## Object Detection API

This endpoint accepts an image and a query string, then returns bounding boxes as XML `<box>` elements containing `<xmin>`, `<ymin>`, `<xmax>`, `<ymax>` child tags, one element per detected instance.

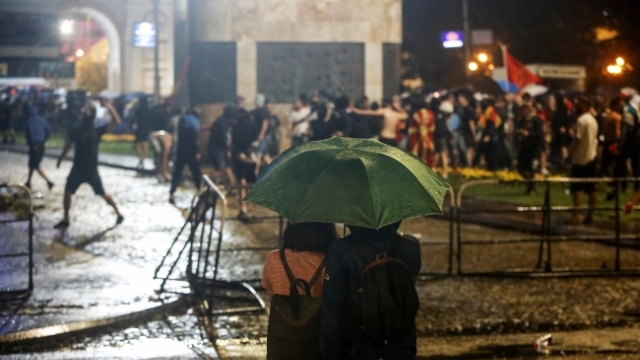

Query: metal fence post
<box><xmin>449</xmin><ymin>204</ymin><xmax>454</xmax><ymax>275</ymax></box>
<box><xmin>615</xmin><ymin>180</ymin><xmax>621</xmax><ymax>271</ymax></box>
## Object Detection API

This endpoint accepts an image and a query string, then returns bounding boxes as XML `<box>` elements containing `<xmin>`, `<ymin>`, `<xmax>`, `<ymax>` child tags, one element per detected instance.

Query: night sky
<box><xmin>403</xmin><ymin>0</ymin><xmax>640</xmax><ymax>90</ymax></box>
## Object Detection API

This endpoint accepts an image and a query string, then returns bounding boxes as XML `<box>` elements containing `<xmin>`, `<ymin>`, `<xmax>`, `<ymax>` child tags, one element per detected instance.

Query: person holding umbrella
<box><xmin>245</xmin><ymin>137</ymin><xmax>449</xmax><ymax>359</ymax></box>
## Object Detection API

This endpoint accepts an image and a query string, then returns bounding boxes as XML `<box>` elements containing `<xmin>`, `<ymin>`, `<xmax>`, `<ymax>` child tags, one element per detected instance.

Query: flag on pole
<box><xmin>503</xmin><ymin>48</ymin><xmax>542</xmax><ymax>90</ymax></box>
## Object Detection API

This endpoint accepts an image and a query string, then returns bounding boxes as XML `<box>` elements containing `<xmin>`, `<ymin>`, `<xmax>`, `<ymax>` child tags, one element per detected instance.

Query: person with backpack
<box><xmin>320</xmin><ymin>221</ymin><xmax>421</xmax><ymax>360</ymax></box>
<box><xmin>25</xmin><ymin>104</ymin><xmax>54</xmax><ymax>190</ymax></box>
<box><xmin>262</xmin><ymin>222</ymin><xmax>337</xmax><ymax>360</ymax></box>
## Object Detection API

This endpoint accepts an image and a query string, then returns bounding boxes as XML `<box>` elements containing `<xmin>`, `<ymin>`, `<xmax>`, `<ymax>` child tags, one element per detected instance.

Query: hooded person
<box><xmin>25</xmin><ymin>104</ymin><xmax>53</xmax><ymax>190</ymax></box>
<box><xmin>320</xmin><ymin>221</ymin><xmax>421</xmax><ymax>360</ymax></box>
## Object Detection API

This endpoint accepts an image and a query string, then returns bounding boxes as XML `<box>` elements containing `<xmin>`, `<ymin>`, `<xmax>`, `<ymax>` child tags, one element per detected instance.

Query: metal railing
<box><xmin>0</xmin><ymin>184</ymin><xmax>34</xmax><ymax>301</ymax></box>
<box><xmin>455</xmin><ymin>177</ymin><xmax>640</xmax><ymax>277</ymax></box>
<box><xmin>154</xmin><ymin>175</ymin><xmax>265</xmax><ymax>315</ymax></box>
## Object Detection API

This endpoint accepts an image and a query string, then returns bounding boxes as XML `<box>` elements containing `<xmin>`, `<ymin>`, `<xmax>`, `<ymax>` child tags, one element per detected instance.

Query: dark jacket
<box><xmin>26</xmin><ymin>106</ymin><xmax>51</xmax><ymax>146</ymax></box>
<box><xmin>320</xmin><ymin>225</ymin><xmax>421</xmax><ymax>360</ymax></box>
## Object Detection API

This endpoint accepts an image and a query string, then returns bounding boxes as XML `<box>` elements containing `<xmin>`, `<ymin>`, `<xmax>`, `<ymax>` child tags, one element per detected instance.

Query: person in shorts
<box><xmin>567</xmin><ymin>97</ymin><xmax>599</xmax><ymax>225</ymax></box>
<box><xmin>206</xmin><ymin>106</ymin><xmax>237</xmax><ymax>190</ymax></box>
<box><xmin>25</xmin><ymin>104</ymin><xmax>54</xmax><ymax>190</ymax></box>
<box><xmin>231</xmin><ymin>108</ymin><xmax>258</xmax><ymax>221</ymax></box>
<box><xmin>54</xmin><ymin>102</ymin><xmax>124</xmax><ymax>229</ymax></box>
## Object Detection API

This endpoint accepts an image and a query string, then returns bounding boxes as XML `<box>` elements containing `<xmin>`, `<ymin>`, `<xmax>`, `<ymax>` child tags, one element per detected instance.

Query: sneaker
<box><xmin>583</xmin><ymin>216</ymin><xmax>594</xmax><ymax>225</ymax></box>
<box><xmin>169</xmin><ymin>195</ymin><xmax>176</xmax><ymax>205</ymax></box>
<box><xmin>54</xmin><ymin>220</ymin><xmax>70</xmax><ymax>229</ymax></box>
<box><xmin>47</xmin><ymin>181</ymin><xmax>54</xmax><ymax>190</ymax></box>
<box><xmin>116</xmin><ymin>215</ymin><xmax>124</xmax><ymax>225</ymax></box>
<box><xmin>25</xmin><ymin>182</ymin><xmax>31</xmax><ymax>189</ymax></box>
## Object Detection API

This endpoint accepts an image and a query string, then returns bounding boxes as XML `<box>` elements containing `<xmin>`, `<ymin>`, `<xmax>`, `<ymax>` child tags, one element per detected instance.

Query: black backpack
<box><xmin>352</xmin><ymin>236</ymin><xmax>419</xmax><ymax>345</ymax></box>
<box><xmin>266</xmin><ymin>250</ymin><xmax>326</xmax><ymax>360</ymax></box>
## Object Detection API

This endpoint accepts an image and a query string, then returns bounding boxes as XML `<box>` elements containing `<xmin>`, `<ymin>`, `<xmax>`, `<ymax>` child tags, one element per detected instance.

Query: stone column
<box><xmin>365</xmin><ymin>42</ymin><xmax>383</xmax><ymax>102</ymax></box>
<box><xmin>237</xmin><ymin>39</ymin><xmax>257</xmax><ymax>104</ymax></box>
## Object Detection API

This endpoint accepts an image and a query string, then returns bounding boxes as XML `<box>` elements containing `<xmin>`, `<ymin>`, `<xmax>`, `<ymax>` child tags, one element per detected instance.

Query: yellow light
<box><xmin>616</xmin><ymin>57</ymin><xmax>625</xmax><ymax>66</ymax></box>
<box><xmin>76</xmin><ymin>49</ymin><xmax>85</xmax><ymax>57</ymax></box>
<box><xmin>60</xmin><ymin>20</ymin><xmax>74</xmax><ymax>35</ymax></box>
<box><xmin>468</xmin><ymin>62</ymin><xmax>479</xmax><ymax>71</ymax></box>
<box><xmin>477</xmin><ymin>53</ymin><xmax>489</xmax><ymax>63</ymax></box>
<box><xmin>607</xmin><ymin>65</ymin><xmax>622</xmax><ymax>74</ymax></box>
<box><xmin>488</xmin><ymin>64</ymin><xmax>495</xmax><ymax>70</ymax></box>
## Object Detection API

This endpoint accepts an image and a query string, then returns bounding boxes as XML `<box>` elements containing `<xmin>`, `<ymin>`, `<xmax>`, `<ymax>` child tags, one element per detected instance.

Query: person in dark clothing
<box><xmin>207</xmin><ymin>105</ymin><xmax>237</xmax><ymax>189</ymax></box>
<box><xmin>54</xmin><ymin>103</ymin><xmax>123</xmax><ymax>229</ymax></box>
<box><xmin>309</xmin><ymin>103</ymin><xmax>337</xmax><ymax>141</ymax></box>
<box><xmin>516</xmin><ymin>104</ymin><xmax>544</xmax><ymax>194</ymax></box>
<box><xmin>133</xmin><ymin>97</ymin><xmax>152</xmax><ymax>168</ymax></box>
<box><xmin>232</xmin><ymin>108</ymin><xmax>258</xmax><ymax>220</ymax></box>
<box><xmin>253</xmin><ymin>100</ymin><xmax>280</xmax><ymax>175</ymax></box>
<box><xmin>458</xmin><ymin>92</ymin><xmax>477</xmax><ymax>167</ymax></box>
<box><xmin>1</xmin><ymin>96</ymin><xmax>16</xmax><ymax>144</ymax></box>
<box><xmin>320</xmin><ymin>222</ymin><xmax>421</xmax><ymax>360</ymax></box>
<box><xmin>169</xmin><ymin>110</ymin><xmax>203</xmax><ymax>204</ymax></box>
<box><xmin>25</xmin><ymin>105</ymin><xmax>54</xmax><ymax>190</ymax></box>
<box><xmin>475</xmin><ymin>99</ymin><xmax>503</xmax><ymax>170</ymax></box>
<box><xmin>332</xmin><ymin>95</ymin><xmax>352</xmax><ymax>137</ymax></box>
<box><xmin>551</xmin><ymin>94</ymin><xmax>573</xmax><ymax>163</ymax></box>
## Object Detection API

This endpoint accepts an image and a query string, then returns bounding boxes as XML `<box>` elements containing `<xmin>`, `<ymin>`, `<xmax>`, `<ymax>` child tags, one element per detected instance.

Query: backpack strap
<box><xmin>308</xmin><ymin>258</ymin><xmax>327</xmax><ymax>288</ymax></box>
<box><xmin>279</xmin><ymin>248</ymin><xmax>296</xmax><ymax>284</ymax></box>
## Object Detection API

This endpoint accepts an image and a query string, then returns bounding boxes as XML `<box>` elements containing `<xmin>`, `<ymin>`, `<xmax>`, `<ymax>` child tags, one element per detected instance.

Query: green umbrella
<box><xmin>244</xmin><ymin>137</ymin><xmax>450</xmax><ymax>229</ymax></box>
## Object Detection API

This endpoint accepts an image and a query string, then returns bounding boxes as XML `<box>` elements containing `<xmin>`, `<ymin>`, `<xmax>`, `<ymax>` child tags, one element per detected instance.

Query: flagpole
<box><xmin>501</xmin><ymin>45</ymin><xmax>509</xmax><ymax>94</ymax></box>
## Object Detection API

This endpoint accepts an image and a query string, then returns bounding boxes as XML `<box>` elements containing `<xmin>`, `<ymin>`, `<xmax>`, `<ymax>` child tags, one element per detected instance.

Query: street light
<box><xmin>468</xmin><ymin>61</ymin><xmax>479</xmax><ymax>72</ymax></box>
<box><xmin>60</xmin><ymin>19</ymin><xmax>74</xmax><ymax>35</ymax></box>
<box><xmin>607</xmin><ymin>65</ymin><xmax>622</xmax><ymax>75</ymax></box>
<box><xmin>477</xmin><ymin>53</ymin><xmax>489</xmax><ymax>63</ymax></box>
<box><xmin>75</xmin><ymin>49</ymin><xmax>85</xmax><ymax>57</ymax></box>
<box><xmin>616</xmin><ymin>57</ymin><xmax>625</xmax><ymax>66</ymax></box>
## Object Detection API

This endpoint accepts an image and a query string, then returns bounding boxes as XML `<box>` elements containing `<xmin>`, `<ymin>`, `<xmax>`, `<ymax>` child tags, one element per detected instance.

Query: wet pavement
<box><xmin>2</xmin><ymin>150</ymin><xmax>640</xmax><ymax>358</ymax></box>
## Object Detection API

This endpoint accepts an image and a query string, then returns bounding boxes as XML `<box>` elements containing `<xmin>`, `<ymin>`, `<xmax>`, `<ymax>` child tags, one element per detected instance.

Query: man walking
<box><xmin>54</xmin><ymin>102</ymin><xmax>123</xmax><ymax>229</ymax></box>
<box><xmin>25</xmin><ymin>105</ymin><xmax>54</xmax><ymax>190</ymax></box>
<box><xmin>567</xmin><ymin>97</ymin><xmax>599</xmax><ymax>225</ymax></box>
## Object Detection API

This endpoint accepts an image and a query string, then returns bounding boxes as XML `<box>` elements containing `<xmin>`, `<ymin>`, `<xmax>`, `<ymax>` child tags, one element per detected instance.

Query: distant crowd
<box><xmin>3</xmin><ymin>85</ymin><xmax>640</xmax><ymax>224</ymax></box>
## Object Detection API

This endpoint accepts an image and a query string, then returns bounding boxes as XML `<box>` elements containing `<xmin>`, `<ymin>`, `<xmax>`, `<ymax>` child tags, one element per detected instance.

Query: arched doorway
<box><xmin>63</xmin><ymin>7</ymin><xmax>121</xmax><ymax>94</ymax></box>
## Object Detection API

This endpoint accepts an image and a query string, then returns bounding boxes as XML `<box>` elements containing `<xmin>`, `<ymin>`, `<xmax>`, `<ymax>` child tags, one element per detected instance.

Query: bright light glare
<box><xmin>607</xmin><ymin>65</ymin><xmax>622</xmax><ymax>74</ymax></box>
<box><xmin>477</xmin><ymin>53</ymin><xmax>489</xmax><ymax>63</ymax></box>
<box><xmin>76</xmin><ymin>49</ymin><xmax>85</xmax><ymax>57</ymax></box>
<box><xmin>616</xmin><ymin>57</ymin><xmax>625</xmax><ymax>66</ymax></box>
<box><xmin>60</xmin><ymin>20</ymin><xmax>74</xmax><ymax>35</ymax></box>
<box><xmin>468</xmin><ymin>62</ymin><xmax>479</xmax><ymax>71</ymax></box>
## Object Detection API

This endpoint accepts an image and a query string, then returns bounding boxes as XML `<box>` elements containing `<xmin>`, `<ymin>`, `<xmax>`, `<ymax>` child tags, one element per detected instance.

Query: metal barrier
<box><xmin>154</xmin><ymin>175</ymin><xmax>265</xmax><ymax>315</ymax></box>
<box><xmin>0</xmin><ymin>184</ymin><xmax>34</xmax><ymax>301</ymax></box>
<box><xmin>456</xmin><ymin>177</ymin><xmax>640</xmax><ymax>277</ymax></box>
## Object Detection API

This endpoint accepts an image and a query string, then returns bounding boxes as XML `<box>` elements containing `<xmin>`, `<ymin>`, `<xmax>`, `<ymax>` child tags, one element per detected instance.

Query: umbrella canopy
<box><xmin>244</xmin><ymin>137</ymin><xmax>450</xmax><ymax>229</ymax></box>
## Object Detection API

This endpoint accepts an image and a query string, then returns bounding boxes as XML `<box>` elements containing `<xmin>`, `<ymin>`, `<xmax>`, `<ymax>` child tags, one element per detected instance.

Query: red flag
<box><xmin>505</xmin><ymin>50</ymin><xmax>541</xmax><ymax>89</ymax></box>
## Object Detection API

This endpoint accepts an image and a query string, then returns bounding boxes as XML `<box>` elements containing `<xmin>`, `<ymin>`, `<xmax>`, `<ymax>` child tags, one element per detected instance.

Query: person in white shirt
<box><xmin>289</xmin><ymin>94</ymin><xmax>315</xmax><ymax>147</ymax></box>
<box><xmin>567</xmin><ymin>97</ymin><xmax>599</xmax><ymax>225</ymax></box>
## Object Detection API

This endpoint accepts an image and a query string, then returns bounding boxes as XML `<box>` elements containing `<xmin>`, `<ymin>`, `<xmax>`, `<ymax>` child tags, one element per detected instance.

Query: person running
<box><xmin>350</xmin><ymin>96</ymin><xmax>408</xmax><ymax>147</ymax></box>
<box><xmin>54</xmin><ymin>102</ymin><xmax>123</xmax><ymax>229</ymax></box>
<box><xmin>25</xmin><ymin>105</ymin><xmax>54</xmax><ymax>190</ymax></box>
<box><xmin>169</xmin><ymin>109</ymin><xmax>203</xmax><ymax>204</ymax></box>
<box><xmin>567</xmin><ymin>97</ymin><xmax>599</xmax><ymax>225</ymax></box>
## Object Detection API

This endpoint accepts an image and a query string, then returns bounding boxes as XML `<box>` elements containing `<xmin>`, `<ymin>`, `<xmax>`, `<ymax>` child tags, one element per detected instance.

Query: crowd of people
<box><xmin>3</xmin><ymin>85</ymin><xmax>640</xmax><ymax>227</ymax></box>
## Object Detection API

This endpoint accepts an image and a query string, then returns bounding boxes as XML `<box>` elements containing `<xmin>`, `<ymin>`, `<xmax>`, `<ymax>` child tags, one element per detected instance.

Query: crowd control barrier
<box><xmin>0</xmin><ymin>184</ymin><xmax>34</xmax><ymax>301</ymax></box>
<box><xmin>455</xmin><ymin>177</ymin><xmax>640</xmax><ymax>277</ymax></box>
<box><xmin>154</xmin><ymin>175</ymin><xmax>265</xmax><ymax>315</ymax></box>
